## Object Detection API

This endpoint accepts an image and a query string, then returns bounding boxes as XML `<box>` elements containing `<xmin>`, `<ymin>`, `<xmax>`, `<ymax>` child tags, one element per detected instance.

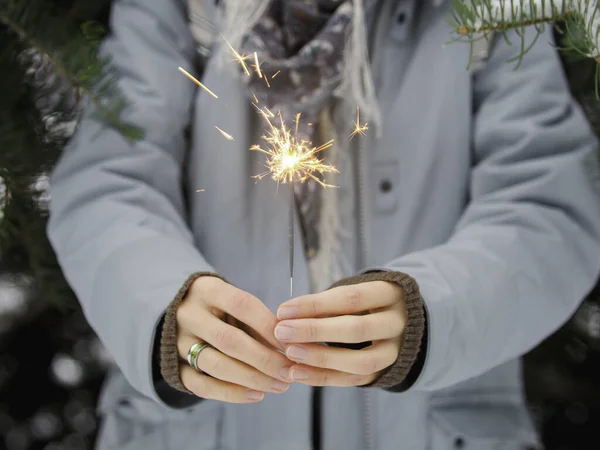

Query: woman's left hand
<box><xmin>274</xmin><ymin>281</ymin><xmax>407</xmax><ymax>386</ymax></box>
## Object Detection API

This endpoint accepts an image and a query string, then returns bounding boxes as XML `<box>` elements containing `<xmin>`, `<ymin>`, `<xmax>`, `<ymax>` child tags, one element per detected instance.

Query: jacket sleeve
<box><xmin>47</xmin><ymin>0</ymin><xmax>213</xmax><ymax>405</ymax></box>
<box><xmin>378</xmin><ymin>26</ymin><xmax>600</xmax><ymax>391</ymax></box>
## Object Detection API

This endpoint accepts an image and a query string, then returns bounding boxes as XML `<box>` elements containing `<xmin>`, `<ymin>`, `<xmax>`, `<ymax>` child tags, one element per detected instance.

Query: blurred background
<box><xmin>1</xmin><ymin>2</ymin><xmax>600</xmax><ymax>449</ymax></box>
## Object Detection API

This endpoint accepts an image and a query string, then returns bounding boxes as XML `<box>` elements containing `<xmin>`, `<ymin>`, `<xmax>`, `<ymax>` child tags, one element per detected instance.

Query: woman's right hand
<box><xmin>176</xmin><ymin>276</ymin><xmax>292</xmax><ymax>403</ymax></box>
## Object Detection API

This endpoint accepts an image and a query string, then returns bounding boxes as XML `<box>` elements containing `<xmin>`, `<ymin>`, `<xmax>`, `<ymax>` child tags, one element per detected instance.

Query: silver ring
<box><xmin>187</xmin><ymin>342</ymin><xmax>212</xmax><ymax>372</ymax></box>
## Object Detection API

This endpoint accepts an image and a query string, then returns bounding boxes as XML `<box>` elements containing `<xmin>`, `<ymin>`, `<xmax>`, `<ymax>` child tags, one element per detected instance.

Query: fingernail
<box><xmin>277</xmin><ymin>306</ymin><xmax>299</xmax><ymax>319</ymax></box>
<box><xmin>290</xmin><ymin>367</ymin><xmax>309</xmax><ymax>381</ymax></box>
<box><xmin>271</xmin><ymin>380</ymin><xmax>290</xmax><ymax>393</ymax></box>
<box><xmin>275</xmin><ymin>325</ymin><xmax>296</xmax><ymax>340</ymax></box>
<box><xmin>247</xmin><ymin>390</ymin><xmax>265</xmax><ymax>401</ymax></box>
<box><xmin>287</xmin><ymin>345</ymin><xmax>308</xmax><ymax>362</ymax></box>
<box><xmin>279</xmin><ymin>366</ymin><xmax>292</xmax><ymax>380</ymax></box>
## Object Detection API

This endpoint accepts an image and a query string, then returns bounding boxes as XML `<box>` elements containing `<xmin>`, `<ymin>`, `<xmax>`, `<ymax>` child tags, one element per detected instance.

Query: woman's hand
<box><xmin>274</xmin><ymin>281</ymin><xmax>406</xmax><ymax>386</ymax></box>
<box><xmin>175</xmin><ymin>276</ymin><xmax>292</xmax><ymax>403</ymax></box>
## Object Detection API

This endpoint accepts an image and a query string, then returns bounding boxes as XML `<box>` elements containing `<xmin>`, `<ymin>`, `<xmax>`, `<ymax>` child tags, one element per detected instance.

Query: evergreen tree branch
<box><xmin>0</xmin><ymin>0</ymin><xmax>142</xmax><ymax>140</ymax></box>
<box><xmin>449</xmin><ymin>0</ymin><xmax>599</xmax><ymax>69</ymax></box>
<box><xmin>0</xmin><ymin>26</ymin><xmax>75</xmax><ymax>310</ymax></box>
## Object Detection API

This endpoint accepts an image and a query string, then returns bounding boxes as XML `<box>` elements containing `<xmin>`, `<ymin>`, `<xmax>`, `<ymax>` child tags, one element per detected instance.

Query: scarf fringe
<box><xmin>337</xmin><ymin>0</ymin><xmax>381</xmax><ymax>136</ymax></box>
<box><xmin>308</xmin><ymin>108</ymin><xmax>353</xmax><ymax>293</ymax></box>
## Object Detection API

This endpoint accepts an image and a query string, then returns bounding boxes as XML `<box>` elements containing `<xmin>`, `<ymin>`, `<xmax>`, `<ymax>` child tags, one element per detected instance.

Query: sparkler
<box><xmin>250</xmin><ymin>107</ymin><xmax>337</xmax><ymax>297</ymax></box>
<box><xmin>178</xmin><ymin>38</ymin><xmax>370</xmax><ymax>298</ymax></box>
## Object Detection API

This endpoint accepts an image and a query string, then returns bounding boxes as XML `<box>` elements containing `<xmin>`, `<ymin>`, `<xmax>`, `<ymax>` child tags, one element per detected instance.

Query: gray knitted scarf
<box><xmin>224</xmin><ymin>0</ymin><xmax>378</xmax><ymax>257</ymax></box>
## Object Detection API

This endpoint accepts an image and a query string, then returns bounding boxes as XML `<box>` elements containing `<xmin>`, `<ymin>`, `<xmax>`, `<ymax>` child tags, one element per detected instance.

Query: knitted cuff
<box><xmin>159</xmin><ymin>272</ymin><xmax>226</xmax><ymax>394</ymax></box>
<box><xmin>329</xmin><ymin>271</ymin><xmax>426</xmax><ymax>389</ymax></box>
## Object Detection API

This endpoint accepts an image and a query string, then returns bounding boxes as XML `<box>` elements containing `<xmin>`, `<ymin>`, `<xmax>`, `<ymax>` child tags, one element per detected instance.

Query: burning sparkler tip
<box><xmin>251</xmin><ymin>108</ymin><xmax>337</xmax><ymax>186</ymax></box>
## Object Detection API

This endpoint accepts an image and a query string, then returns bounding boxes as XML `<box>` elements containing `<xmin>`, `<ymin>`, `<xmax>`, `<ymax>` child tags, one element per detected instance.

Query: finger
<box><xmin>180</xmin><ymin>364</ymin><xmax>265</xmax><ymax>403</ymax></box>
<box><xmin>277</xmin><ymin>281</ymin><xmax>402</xmax><ymax>319</ymax></box>
<box><xmin>275</xmin><ymin>308</ymin><xmax>405</xmax><ymax>344</ymax></box>
<box><xmin>191</xmin><ymin>309</ymin><xmax>293</xmax><ymax>382</ymax></box>
<box><xmin>201</xmin><ymin>281</ymin><xmax>285</xmax><ymax>351</ymax></box>
<box><xmin>285</xmin><ymin>340</ymin><xmax>399</xmax><ymax>376</ymax></box>
<box><xmin>179</xmin><ymin>334</ymin><xmax>290</xmax><ymax>393</ymax></box>
<box><xmin>288</xmin><ymin>364</ymin><xmax>375</xmax><ymax>387</ymax></box>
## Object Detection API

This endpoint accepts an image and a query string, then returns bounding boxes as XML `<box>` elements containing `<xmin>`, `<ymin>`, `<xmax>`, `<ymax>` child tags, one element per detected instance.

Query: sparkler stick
<box><xmin>289</xmin><ymin>181</ymin><xmax>295</xmax><ymax>298</ymax></box>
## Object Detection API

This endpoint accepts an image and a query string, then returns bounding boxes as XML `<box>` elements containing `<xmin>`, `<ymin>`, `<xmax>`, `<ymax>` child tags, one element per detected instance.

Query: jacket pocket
<box><xmin>428</xmin><ymin>398</ymin><xmax>542</xmax><ymax>450</ymax></box>
<box><xmin>96</xmin><ymin>371</ymin><xmax>222</xmax><ymax>450</ymax></box>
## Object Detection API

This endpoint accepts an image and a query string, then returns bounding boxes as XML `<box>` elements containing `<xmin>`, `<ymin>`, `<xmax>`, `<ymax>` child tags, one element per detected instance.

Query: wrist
<box><xmin>329</xmin><ymin>271</ymin><xmax>426</xmax><ymax>389</ymax></box>
<box><xmin>160</xmin><ymin>271</ymin><xmax>227</xmax><ymax>394</ymax></box>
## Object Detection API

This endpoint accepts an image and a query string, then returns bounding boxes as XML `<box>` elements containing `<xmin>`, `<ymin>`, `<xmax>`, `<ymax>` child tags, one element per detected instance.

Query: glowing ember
<box><xmin>215</xmin><ymin>126</ymin><xmax>234</xmax><ymax>141</ymax></box>
<box><xmin>222</xmin><ymin>35</ymin><xmax>251</xmax><ymax>76</ymax></box>
<box><xmin>253</xmin><ymin>52</ymin><xmax>263</xmax><ymax>78</ymax></box>
<box><xmin>177</xmin><ymin>67</ymin><xmax>218</xmax><ymax>99</ymax></box>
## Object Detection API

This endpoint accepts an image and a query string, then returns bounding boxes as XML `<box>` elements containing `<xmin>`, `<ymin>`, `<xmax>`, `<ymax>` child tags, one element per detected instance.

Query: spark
<box><xmin>349</xmin><ymin>107</ymin><xmax>368</xmax><ymax>139</ymax></box>
<box><xmin>196</xmin><ymin>189</ymin><xmax>205</xmax><ymax>193</ymax></box>
<box><xmin>253</xmin><ymin>52</ymin><xmax>263</xmax><ymax>78</ymax></box>
<box><xmin>272</xmin><ymin>70</ymin><xmax>281</xmax><ymax>79</ymax></box>
<box><xmin>178</xmin><ymin>67</ymin><xmax>218</xmax><ymax>99</ymax></box>
<box><xmin>253</xmin><ymin>93</ymin><xmax>260</xmax><ymax>103</ymax></box>
<box><xmin>264</xmin><ymin>75</ymin><xmax>271</xmax><ymax>88</ymax></box>
<box><xmin>251</xmin><ymin>109</ymin><xmax>337</xmax><ymax>186</ymax></box>
<box><xmin>294</xmin><ymin>112</ymin><xmax>301</xmax><ymax>136</ymax></box>
<box><xmin>222</xmin><ymin>35</ymin><xmax>251</xmax><ymax>76</ymax></box>
<box><xmin>215</xmin><ymin>126</ymin><xmax>234</xmax><ymax>141</ymax></box>
<box><xmin>252</xmin><ymin>102</ymin><xmax>274</xmax><ymax>126</ymax></box>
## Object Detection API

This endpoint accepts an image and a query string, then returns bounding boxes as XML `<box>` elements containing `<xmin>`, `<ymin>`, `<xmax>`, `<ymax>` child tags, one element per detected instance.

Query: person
<box><xmin>47</xmin><ymin>0</ymin><xmax>600</xmax><ymax>449</ymax></box>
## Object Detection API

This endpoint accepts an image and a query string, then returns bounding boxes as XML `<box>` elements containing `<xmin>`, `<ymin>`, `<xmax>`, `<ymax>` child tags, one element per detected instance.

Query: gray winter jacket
<box><xmin>47</xmin><ymin>0</ymin><xmax>600</xmax><ymax>449</ymax></box>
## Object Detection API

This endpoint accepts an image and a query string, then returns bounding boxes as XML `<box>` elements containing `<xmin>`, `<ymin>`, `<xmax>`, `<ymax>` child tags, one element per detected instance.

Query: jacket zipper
<box><xmin>358</xmin><ymin>0</ymin><xmax>388</xmax><ymax>445</ymax></box>
<box><xmin>364</xmin><ymin>389</ymin><xmax>375</xmax><ymax>450</ymax></box>
<box><xmin>357</xmin><ymin>135</ymin><xmax>375</xmax><ymax>450</ymax></box>
<box><xmin>312</xmin><ymin>386</ymin><xmax>322</xmax><ymax>450</ymax></box>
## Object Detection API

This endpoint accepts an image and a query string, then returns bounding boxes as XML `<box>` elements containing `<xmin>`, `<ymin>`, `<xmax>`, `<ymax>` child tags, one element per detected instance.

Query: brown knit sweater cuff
<box><xmin>330</xmin><ymin>271</ymin><xmax>426</xmax><ymax>389</ymax></box>
<box><xmin>159</xmin><ymin>272</ymin><xmax>226</xmax><ymax>394</ymax></box>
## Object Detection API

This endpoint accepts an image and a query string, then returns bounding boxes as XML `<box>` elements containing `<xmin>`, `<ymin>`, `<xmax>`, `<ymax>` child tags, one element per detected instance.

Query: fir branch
<box><xmin>0</xmin><ymin>21</ymin><xmax>78</xmax><ymax>310</ymax></box>
<box><xmin>0</xmin><ymin>0</ymin><xmax>143</xmax><ymax>141</ymax></box>
<box><xmin>449</xmin><ymin>0</ymin><xmax>599</xmax><ymax>68</ymax></box>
